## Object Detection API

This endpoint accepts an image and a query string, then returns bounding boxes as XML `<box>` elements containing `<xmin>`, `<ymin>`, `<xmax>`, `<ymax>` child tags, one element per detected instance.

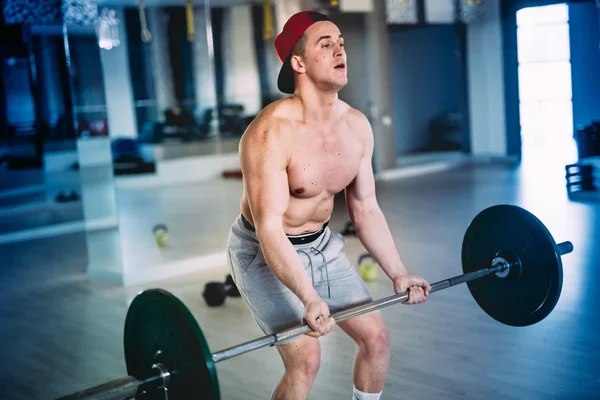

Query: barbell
<box><xmin>56</xmin><ymin>204</ymin><xmax>573</xmax><ymax>400</ymax></box>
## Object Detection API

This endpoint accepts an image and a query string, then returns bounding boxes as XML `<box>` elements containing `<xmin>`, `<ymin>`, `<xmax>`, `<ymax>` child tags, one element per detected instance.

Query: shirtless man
<box><xmin>226</xmin><ymin>10</ymin><xmax>431</xmax><ymax>400</ymax></box>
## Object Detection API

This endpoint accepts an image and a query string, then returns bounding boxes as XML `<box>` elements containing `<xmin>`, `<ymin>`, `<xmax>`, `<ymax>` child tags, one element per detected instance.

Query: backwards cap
<box><xmin>274</xmin><ymin>11</ymin><xmax>330</xmax><ymax>94</ymax></box>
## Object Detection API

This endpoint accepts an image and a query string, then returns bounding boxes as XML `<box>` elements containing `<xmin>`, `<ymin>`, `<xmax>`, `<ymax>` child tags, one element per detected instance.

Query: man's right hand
<box><xmin>302</xmin><ymin>299</ymin><xmax>336</xmax><ymax>338</ymax></box>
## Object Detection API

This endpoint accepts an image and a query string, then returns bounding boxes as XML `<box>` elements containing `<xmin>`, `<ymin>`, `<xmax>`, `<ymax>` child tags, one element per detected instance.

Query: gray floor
<box><xmin>0</xmin><ymin>160</ymin><xmax>598</xmax><ymax>400</ymax></box>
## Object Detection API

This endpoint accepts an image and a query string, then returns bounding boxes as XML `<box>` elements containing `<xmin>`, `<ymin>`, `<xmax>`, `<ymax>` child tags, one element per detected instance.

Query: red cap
<box><xmin>274</xmin><ymin>11</ymin><xmax>330</xmax><ymax>94</ymax></box>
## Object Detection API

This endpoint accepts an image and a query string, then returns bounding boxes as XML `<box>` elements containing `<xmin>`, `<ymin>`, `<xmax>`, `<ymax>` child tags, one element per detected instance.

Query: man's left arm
<box><xmin>345</xmin><ymin>114</ymin><xmax>430</xmax><ymax>301</ymax></box>
<box><xmin>344</xmin><ymin>116</ymin><xmax>408</xmax><ymax>281</ymax></box>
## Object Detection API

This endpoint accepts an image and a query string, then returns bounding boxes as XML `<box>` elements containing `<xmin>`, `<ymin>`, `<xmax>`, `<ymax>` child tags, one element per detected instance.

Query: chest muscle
<box><xmin>287</xmin><ymin>126</ymin><xmax>362</xmax><ymax>197</ymax></box>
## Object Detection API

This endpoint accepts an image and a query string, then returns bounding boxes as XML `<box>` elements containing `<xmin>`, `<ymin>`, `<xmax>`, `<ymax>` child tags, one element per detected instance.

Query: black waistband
<box><xmin>241</xmin><ymin>214</ymin><xmax>328</xmax><ymax>245</ymax></box>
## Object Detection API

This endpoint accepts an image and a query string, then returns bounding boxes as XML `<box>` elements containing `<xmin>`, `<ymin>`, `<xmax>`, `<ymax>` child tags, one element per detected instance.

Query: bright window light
<box><xmin>516</xmin><ymin>3</ymin><xmax>569</xmax><ymax>26</ymax></box>
<box><xmin>517</xmin><ymin>3</ymin><xmax>576</xmax><ymax>165</ymax></box>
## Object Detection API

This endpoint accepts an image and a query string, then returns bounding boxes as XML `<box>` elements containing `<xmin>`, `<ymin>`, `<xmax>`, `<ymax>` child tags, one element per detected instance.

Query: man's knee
<box><xmin>280</xmin><ymin>340</ymin><xmax>321</xmax><ymax>378</ymax></box>
<box><xmin>361</xmin><ymin>323</ymin><xmax>390</xmax><ymax>357</ymax></box>
<box><xmin>292</xmin><ymin>349</ymin><xmax>321</xmax><ymax>378</ymax></box>
<box><xmin>302</xmin><ymin>350</ymin><xmax>321</xmax><ymax>377</ymax></box>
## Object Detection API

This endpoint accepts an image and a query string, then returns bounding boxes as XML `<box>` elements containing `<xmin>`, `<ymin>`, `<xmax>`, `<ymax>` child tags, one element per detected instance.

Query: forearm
<box><xmin>256</xmin><ymin>225</ymin><xmax>320</xmax><ymax>304</ymax></box>
<box><xmin>351</xmin><ymin>206</ymin><xmax>409</xmax><ymax>280</ymax></box>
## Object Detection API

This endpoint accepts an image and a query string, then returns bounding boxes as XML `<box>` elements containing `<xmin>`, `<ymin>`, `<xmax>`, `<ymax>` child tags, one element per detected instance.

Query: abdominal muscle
<box><xmin>240</xmin><ymin>192</ymin><xmax>335</xmax><ymax>236</ymax></box>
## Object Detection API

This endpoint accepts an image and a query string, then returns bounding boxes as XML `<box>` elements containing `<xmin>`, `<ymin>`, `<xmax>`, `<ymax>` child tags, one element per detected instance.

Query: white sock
<box><xmin>352</xmin><ymin>385</ymin><xmax>382</xmax><ymax>400</ymax></box>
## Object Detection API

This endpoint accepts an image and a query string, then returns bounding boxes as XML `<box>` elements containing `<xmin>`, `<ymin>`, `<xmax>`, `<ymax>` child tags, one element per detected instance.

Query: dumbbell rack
<box><xmin>565</xmin><ymin>157</ymin><xmax>600</xmax><ymax>199</ymax></box>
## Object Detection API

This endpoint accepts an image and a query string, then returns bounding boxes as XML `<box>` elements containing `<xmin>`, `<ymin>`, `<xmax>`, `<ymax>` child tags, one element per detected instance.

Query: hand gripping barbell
<box><xmin>57</xmin><ymin>204</ymin><xmax>573</xmax><ymax>400</ymax></box>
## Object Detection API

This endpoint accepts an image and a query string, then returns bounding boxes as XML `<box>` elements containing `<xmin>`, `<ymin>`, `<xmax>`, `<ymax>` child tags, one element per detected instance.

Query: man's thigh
<box><xmin>337</xmin><ymin>311</ymin><xmax>386</xmax><ymax>344</ymax></box>
<box><xmin>228</xmin><ymin>239</ymin><xmax>306</xmax><ymax>339</ymax></box>
<box><xmin>275</xmin><ymin>334</ymin><xmax>321</xmax><ymax>368</ymax></box>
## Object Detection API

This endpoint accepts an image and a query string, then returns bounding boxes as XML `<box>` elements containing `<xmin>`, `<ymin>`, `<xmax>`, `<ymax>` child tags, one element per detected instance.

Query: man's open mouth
<box><xmin>334</xmin><ymin>63</ymin><xmax>346</xmax><ymax>69</ymax></box>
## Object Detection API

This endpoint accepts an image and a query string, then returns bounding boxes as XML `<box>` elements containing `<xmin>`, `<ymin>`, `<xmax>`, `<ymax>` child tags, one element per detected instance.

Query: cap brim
<box><xmin>277</xmin><ymin>54</ymin><xmax>295</xmax><ymax>94</ymax></box>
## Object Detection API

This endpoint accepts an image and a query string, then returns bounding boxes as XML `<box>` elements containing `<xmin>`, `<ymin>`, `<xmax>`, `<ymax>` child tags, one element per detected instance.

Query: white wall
<box><xmin>467</xmin><ymin>0</ymin><xmax>507</xmax><ymax>156</ymax></box>
<box><xmin>99</xmin><ymin>8</ymin><xmax>138</xmax><ymax>138</ymax></box>
<box><xmin>192</xmin><ymin>5</ymin><xmax>218</xmax><ymax>113</ymax></box>
<box><xmin>222</xmin><ymin>5</ymin><xmax>261</xmax><ymax>115</ymax></box>
<box><xmin>274</xmin><ymin>0</ymin><xmax>305</xmax><ymax>34</ymax></box>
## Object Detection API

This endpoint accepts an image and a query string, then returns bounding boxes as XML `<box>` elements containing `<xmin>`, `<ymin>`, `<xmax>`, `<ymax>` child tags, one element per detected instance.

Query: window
<box><xmin>516</xmin><ymin>3</ymin><xmax>574</xmax><ymax>161</ymax></box>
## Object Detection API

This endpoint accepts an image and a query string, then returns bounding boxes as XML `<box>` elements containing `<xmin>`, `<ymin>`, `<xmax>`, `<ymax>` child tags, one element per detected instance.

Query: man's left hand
<box><xmin>393</xmin><ymin>274</ymin><xmax>431</xmax><ymax>304</ymax></box>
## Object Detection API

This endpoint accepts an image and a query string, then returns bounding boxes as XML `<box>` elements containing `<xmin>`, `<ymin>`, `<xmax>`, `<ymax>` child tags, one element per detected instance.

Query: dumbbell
<box><xmin>202</xmin><ymin>274</ymin><xmax>241</xmax><ymax>306</ymax></box>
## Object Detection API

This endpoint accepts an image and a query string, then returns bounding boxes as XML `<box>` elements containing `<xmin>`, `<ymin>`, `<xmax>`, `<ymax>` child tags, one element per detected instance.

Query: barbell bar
<box><xmin>57</xmin><ymin>204</ymin><xmax>573</xmax><ymax>400</ymax></box>
<box><xmin>211</xmin><ymin>254</ymin><xmax>554</xmax><ymax>363</ymax></box>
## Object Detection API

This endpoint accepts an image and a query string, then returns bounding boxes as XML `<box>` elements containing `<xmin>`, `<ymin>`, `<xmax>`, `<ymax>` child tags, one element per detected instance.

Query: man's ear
<box><xmin>290</xmin><ymin>55</ymin><xmax>306</xmax><ymax>74</ymax></box>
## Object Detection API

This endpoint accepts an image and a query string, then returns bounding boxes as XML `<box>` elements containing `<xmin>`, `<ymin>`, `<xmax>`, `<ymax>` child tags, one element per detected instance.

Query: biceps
<box><xmin>242</xmin><ymin>156</ymin><xmax>289</xmax><ymax>228</ymax></box>
<box><xmin>248</xmin><ymin>170</ymin><xmax>289</xmax><ymax>220</ymax></box>
<box><xmin>346</xmin><ymin>157</ymin><xmax>377</xmax><ymax>211</ymax></box>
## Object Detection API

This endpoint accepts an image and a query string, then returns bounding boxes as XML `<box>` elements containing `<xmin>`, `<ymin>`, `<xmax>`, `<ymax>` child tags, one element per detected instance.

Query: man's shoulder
<box><xmin>340</xmin><ymin>102</ymin><xmax>369</xmax><ymax>125</ymax></box>
<box><xmin>240</xmin><ymin>99</ymin><xmax>295</xmax><ymax>148</ymax></box>
<box><xmin>249</xmin><ymin>98</ymin><xmax>297</xmax><ymax>129</ymax></box>
<box><xmin>338</xmin><ymin>102</ymin><xmax>372</xmax><ymax>137</ymax></box>
<box><xmin>337</xmin><ymin>102</ymin><xmax>373</xmax><ymax>154</ymax></box>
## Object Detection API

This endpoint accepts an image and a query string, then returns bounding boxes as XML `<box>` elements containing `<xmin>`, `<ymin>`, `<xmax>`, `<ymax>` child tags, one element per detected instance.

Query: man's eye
<box><xmin>322</xmin><ymin>43</ymin><xmax>331</xmax><ymax>48</ymax></box>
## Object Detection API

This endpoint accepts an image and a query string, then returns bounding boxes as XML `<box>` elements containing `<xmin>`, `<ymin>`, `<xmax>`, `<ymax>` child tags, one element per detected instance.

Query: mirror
<box><xmin>0</xmin><ymin>12</ymin><xmax>85</xmax><ymax>246</ymax></box>
<box><xmin>58</xmin><ymin>0</ymin><xmax>282</xmax><ymax>285</ymax></box>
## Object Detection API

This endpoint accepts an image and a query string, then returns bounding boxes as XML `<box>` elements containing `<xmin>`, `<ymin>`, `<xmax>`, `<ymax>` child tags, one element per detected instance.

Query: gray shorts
<box><xmin>226</xmin><ymin>214</ymin><xmax>373</xmax><ymax>344</ymax></box>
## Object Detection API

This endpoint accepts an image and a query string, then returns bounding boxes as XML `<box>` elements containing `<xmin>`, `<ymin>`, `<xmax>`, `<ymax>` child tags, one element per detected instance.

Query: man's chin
<box><xmin>316</xmin><ymin>78</ymin><xmax>348</xmax><ymax>92</ymax></box>
<box><xmin>335</xmin><ymin>79</ymin><xmax>348</xmax><ymax>90</ymax></box>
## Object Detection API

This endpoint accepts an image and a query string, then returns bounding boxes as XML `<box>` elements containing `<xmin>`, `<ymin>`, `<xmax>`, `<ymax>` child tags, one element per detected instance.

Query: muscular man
<box><xmin>226</xmin><ymin>10</ymin><xmax>431</xmax><ymax>400</ymax></box>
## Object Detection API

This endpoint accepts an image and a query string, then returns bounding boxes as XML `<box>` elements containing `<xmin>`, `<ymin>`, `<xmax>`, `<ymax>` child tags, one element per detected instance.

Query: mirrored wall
<box><xmin>60</xmin><ymin>0</ymin><xmax>285</xmax><ymax>285</ymax></box>
<box><xmin>63</xmin><ymin>0</ymin><xmax>284</xmax><ymax>177</ymax></box>
<box><xmin>0</xmin><ymin>0</ymin><xmax>384</xmax><ymax>285</ymax></box>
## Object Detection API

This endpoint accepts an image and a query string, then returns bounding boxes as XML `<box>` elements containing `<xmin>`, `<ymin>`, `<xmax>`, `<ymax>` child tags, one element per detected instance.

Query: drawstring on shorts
<box><xmin>297</xmin><ymin>247</ymin><xmax>331</xmax><ymax>298</ymax></box>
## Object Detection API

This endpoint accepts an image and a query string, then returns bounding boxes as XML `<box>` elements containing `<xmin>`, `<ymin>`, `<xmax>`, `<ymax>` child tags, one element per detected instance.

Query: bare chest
<box><xmin>287</xmin><ymin>126</ymin><xmax>363</xmax><ymax>197</ymax></box>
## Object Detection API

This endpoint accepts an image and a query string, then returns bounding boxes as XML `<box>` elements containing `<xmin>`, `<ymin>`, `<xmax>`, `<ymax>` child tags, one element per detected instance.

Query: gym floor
<box><xmin>0</xmin><ymin>159</ymin><xmax>598</xmax><ymax>399</ymax></box>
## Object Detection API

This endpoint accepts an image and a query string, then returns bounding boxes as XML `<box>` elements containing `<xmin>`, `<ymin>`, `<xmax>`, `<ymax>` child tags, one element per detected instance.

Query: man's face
<box><xmin>297</xmin><ymin>21</ymin><xmax>347</xmax><ymax>91</ymax></box>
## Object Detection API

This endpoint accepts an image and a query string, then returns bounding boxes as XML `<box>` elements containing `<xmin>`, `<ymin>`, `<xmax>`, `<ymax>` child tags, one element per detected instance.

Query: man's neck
<box><xmin>294</xmin><ymin>85</ymin><xmax>339</xmax><ymax>122</ymax></box>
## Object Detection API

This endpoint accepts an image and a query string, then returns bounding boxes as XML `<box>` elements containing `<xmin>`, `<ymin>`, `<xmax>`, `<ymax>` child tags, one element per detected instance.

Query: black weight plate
<box><xmin>124</xmin><ymin>289</ymin><xmax>220</xmax><ymax>399</ymax></box>
<box><xmin>462</xmin><ymin>205</ymin><xmax>563</xmax><ymax>327</ymax></box>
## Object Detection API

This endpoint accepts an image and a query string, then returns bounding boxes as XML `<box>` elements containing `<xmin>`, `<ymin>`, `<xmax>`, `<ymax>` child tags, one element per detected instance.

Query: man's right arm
<box><xmin>240</xmin><ymin>119</ymin><xmax>329</xmax><ymax>328</ymax></box>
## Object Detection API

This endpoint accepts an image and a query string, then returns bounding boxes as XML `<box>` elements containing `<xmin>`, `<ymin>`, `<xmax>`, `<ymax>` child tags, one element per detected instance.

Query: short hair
<box><xmin>291</xmin><ymin>33</ymin><xmax>308</xmax><ymax>57</ymax></box>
